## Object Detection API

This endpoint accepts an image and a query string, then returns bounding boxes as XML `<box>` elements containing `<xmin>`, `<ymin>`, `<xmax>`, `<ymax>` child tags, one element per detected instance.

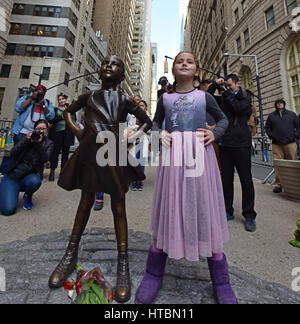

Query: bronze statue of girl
<box><xmin>48</xmin><ymin>55</ymin><xmax>152</xmax><ymax>303</ymax></box>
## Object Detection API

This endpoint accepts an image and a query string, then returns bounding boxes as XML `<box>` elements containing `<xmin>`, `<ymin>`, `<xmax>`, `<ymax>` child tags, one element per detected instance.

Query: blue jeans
<box><xmin>0</xmin><ymin>173</ymin><xmax>42</xmax><ymax>216</ymax></box>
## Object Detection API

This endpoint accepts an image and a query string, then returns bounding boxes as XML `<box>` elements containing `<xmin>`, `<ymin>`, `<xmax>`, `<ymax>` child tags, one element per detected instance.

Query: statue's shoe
<box><xmin>48</xmin><ymin>242</ymin><xmax>79</xmax><ymax>288</ymax></box>
<box><xmin>115</xmin><ymin>253</ymin><xmax>131</xmax><ymax>303</ymax></box>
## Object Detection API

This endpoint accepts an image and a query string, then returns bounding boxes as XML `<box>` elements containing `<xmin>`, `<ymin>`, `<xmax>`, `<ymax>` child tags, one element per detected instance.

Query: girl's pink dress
<box><xmin>151</xmin><ymin>90</ymin><xmax>229</xmax><ymax>261</ymax></box>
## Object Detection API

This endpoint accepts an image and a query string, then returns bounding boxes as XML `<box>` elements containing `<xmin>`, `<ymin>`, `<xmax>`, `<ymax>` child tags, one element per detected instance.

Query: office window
<box><xmin>34</xmin><ymin>6</ymin><xmax>61</xmax><ymax>18</ymax></box>
<box><xmin>12</xmin><ymin>4</ymin><xmax>25</xmax><ymax>15</ymax></box>
<box><xmin>242</xmin><ymin>0</ymin><xmax>248</xmax><ymax>14</ymax></box>
<box><xmin>234</xmin><ymin>8</ymin><xmax>239</xmax><ymax>24</ymax></box>
<box><xmin>25</xmin><ymin>45</ymin><xmax>54</xmax><ymax>57</ymax></box>
<box><xmin>0</xmin><ymin>65</ymin><xmax>11</xmax><ymax>78</ymax></box>
<box><xmin>244</xmin><ymin>28</ymin><xmax>250</xmax><ymax>47</ymax></box>
<box><xmin>286</xmin><ymin>0</ymin><xmax>298</xmax><ymax>14</ymax></box>
<box><xmin>236</xmin><ymin>37</ymin><xmax>242</xmax><ymax>54</ymax></box>
<box><xmin>5</xmin><ymin>44</ymin><xmax>16</xmax><ymax>55</ymax></box>
<box><xmin>20</xmin><ymin>66</ymin><xmax>31</xmax><ymax>79</ymax></box>
<box><xmin>10</xmin><ymin>23</ymin><xmax>21</xmax><ymax>35</ymax></box>
<box><xmin>42</xmin><ymin>67</ymin><xmax>51</xmax><ymax>80</ymax></box>
<box><xmin>30</xmin><ymin>25</ymin><xmax>58</xmax><ymax>37</ymax></box>
<box><xmin>64</xmin><ymin>72</ymin><xmax>70</xmax><ymax>86</ymax></box>
<box><xmin>287</xmin><ymin>38</ymin><xmax>300</xmax><ymax>113</ymax></box>
<box><xmin>265</xmin><ymin>6</ymin><xmax>275</xmax><ymax>29</ymax></box>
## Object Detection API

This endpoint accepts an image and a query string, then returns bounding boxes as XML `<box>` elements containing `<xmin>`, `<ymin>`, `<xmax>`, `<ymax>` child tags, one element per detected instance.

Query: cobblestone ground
<box><xmin>0</xmin><ymin>228</ymin><xmax>299</xmax><ymax>304</ymax></box>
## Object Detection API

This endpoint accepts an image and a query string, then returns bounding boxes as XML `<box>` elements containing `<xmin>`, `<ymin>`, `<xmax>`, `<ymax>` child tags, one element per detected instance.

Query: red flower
<box><xmin>64</xmin><ymin>281</ymin><xmax>74</xmax><ymax>291</ymax></box>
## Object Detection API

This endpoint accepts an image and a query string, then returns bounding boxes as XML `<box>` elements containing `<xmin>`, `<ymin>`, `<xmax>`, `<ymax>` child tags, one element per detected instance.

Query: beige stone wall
<box><xmin>185</xmin><ymin>0</ymin><xmax>300</xmax><ymax>119</ymax></box>
<box><xmin>226</xmin><ymin>0</ymin><xmax>300</xmax><ymax>117</ymax></box>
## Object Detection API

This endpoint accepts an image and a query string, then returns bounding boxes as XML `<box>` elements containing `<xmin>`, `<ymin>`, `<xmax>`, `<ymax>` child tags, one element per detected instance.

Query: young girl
<box><xmin>48</xmin><ymin>55</ymin><xmax>152</xmax><ymax>303</ymax></box>
<box><xmin>135</xmin><ymin>52</ymin><xmax>237</xmax><ymax>304</ymax></box>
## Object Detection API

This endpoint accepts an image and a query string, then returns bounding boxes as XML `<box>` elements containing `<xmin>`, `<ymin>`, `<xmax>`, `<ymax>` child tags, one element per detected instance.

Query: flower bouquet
<box><xmin>64</xmin><ymin>265</ymin><xmax>114</xmax><ymax>304</ymax></box>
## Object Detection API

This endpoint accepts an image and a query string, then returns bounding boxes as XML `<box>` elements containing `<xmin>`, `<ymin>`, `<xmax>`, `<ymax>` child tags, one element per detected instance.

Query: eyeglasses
<box><xmin>35</xmin><ymin>127</ymin><xmax>47</xmax><ymax>131</ymax></box>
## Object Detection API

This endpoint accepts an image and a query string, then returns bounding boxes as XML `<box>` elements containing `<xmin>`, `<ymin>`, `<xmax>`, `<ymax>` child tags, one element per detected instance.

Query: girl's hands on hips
<box><xmin>196</xmin><ymin>128</ymin><xmax>215</xmax><ymax>147</ymax></box>
<box><xmin>161</xmin><ymin>130</ymin><xmax>172</xmax><ymax>148</ymax></box>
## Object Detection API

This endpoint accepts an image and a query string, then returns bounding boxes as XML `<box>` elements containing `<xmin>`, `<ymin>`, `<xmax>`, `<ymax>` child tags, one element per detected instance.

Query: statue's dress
<box><xmin>58</xmin><ymin>90</ymin><xmax>152</xmax><ymax>198</ymax></box>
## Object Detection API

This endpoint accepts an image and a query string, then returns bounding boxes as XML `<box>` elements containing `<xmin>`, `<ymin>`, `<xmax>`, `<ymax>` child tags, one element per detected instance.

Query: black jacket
<box><xmin>265</xmin><ymin>109</ymin><xmax>299</xmax><ymax>145</ymax></box>
<box><xmin>219</xmin><ymin>88</ymin><xmax>252</xmax><ymax>148</ymax></box>
<box><xmin>48</xmin><ymin>106</ymin><xmax>76</xmax><ymax>147</ymax></box>
<box><xmin>5</xmin><ymin>136</ymin><xmax>54</xmax><ymax>181</ymax></box>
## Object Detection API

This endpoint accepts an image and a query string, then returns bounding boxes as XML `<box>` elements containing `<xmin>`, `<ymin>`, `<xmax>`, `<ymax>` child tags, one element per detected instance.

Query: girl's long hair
<box><xmin>169</xmin><ymin>51</ymin><xmax>201</xmax><ymax>94</ymax></box>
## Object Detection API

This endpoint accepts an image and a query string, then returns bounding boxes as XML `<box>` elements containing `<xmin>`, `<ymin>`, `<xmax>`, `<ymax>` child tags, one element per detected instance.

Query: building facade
<box><xmin>0</xmin><ymin>0</ymin><xmax>106</xmax><ymax>120</ymax></box>
<box><xmin>93</xmin><ymin>0</ymin><xmax>135</xmax><ymax>97</ymax></box>
<box><xmin>0</xmin><ymin>0</ymin><xmax>13</xmax><ymax>59</ymax></box>
<box><xmin>185</xmin><ymin>0</ymin><xmax>300</xmax><ymax>120</ymax></box>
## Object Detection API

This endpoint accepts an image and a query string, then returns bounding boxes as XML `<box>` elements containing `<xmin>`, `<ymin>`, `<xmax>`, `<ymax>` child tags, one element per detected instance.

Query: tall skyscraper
<box><xmin>0</xmin><ymin>0</ymin><xmax>13</xmax><ymax>59</ymax></box>
<box><xmin>0</xmin><ymin>0</ymin><xmax>106</xmax><ymax>120</ymax></box>
<box><xmin>93</xmin><ymin>0</ymin><xmax>135</xmax><ymax>97</ymax></box>
<box><xmin>179</xmin><ymin>0</ymin><xmax>189</xmax><ymax>51</ymax></box>
<box><xmin>130</xmin><ymin>0</ymin><xmax>152</xmax><ymax>103</ymax></box>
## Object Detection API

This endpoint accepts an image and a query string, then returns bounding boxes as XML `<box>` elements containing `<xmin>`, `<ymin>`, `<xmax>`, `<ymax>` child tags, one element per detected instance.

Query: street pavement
<box><xmin>0</xmin><ymin>166</ymin><xmax>300</xmax><ymax>304</ymax></box>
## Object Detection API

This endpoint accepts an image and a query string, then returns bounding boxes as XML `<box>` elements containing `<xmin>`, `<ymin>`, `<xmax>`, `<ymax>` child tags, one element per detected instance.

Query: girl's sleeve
<box><xmin>205</xmin><ymin>93</ymin><xmax>229</xmax><ymax>141</ymax></box>
<box><xmin>152</xmin><ymin>95</ymin><xmax>165</xmax><ymax>132</ymax></box>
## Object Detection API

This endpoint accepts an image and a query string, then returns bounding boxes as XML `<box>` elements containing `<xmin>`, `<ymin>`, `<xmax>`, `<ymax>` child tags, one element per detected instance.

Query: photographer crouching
<box><xmin>0</xmin><ymin>120</ymin><xmax>53</xmax><ymax>216</ymax></box>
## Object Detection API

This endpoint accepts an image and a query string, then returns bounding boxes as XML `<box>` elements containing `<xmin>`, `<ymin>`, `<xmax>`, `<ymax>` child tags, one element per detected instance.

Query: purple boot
<box><xmin>135</xmin><ymin>246</ymin><xmax>168</xmax><ymax>304</ymax></box>
<box><xmin>207</xmin><ymin>254</ymin><xmax>238</xmax><ymax>304</ymax></box>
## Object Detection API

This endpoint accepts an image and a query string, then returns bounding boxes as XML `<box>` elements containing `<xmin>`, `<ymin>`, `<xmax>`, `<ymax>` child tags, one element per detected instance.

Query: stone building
<box><xmin>185</xmin><ymin>0</ymin><xmax>300</xmax><ymax>119</ymax></box>
<box><xmin>0</xmin><ymin>0</ymin><xmax>106</xmax><ymax>120</ymax></box>
<box><xmin>0</xmin><ymin>0</ymin><xmax>13</xmax><ymax>59</ymax></box>
<box><xmin>93</xmin><ymin>0</ymin><xmax>135</xmax><ymax>97</ymax></box>
<box><xmin>0</xmin><ymin>0</ymin><xmax>13</xmax><ymax>112</ymax></box>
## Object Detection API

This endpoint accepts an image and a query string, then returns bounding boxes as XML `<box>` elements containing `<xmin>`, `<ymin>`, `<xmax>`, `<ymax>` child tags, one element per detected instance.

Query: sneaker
<box><xmin>23</xmin><ymin>193</ymin><xmax>33</xmax><ymax>210</ymax></box>
<box><xmin>226</xmin><ymin>212</ymin><xmax>235</xmax><ymax>221</ymax></box>
<box><xmin>130</xmin><ymin>181</ymin><xmax>137</xmax><ymax>191</ymax></box>
<box><xmin>138</xmin><ymin>183</ymin><xmax>143</xmax><ymax>191</ymax></box>
<box><xmin>273</xmin><ymin>187</ymin><xmax>282</xmax><ymax>194</ymax></box>
<box><xmin>245</xmin><ymin>218</ymin><xmax>256</xmax><ymax>232</ymax></box>
<box><xmin>94</xmin><ymin>200</ymin><xmax>104</xmax><ymax>211</ymax></box>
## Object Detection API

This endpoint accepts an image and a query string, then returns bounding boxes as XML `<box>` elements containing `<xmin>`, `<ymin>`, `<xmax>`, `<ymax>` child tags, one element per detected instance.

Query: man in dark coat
<box><xmin>219</xmin><ymin>74</ymin><xmax>257</xmax><ymax>232</ymax></box>
<box><xmin>265</xmin><ymin>99</ymin><xmax>300</xmax><ymax>193</ymax></box>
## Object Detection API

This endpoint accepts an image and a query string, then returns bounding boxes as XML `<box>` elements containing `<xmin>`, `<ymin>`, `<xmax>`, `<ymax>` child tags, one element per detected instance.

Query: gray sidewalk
<box><xmin>0</xmin><ymin>167</ymin><xmax>300</xmax><ymax>303</ymax></box>
<box><xmin>0</xmin><ymin>228</ymin><xmax>300</xmax><ymax>304</ymax></box>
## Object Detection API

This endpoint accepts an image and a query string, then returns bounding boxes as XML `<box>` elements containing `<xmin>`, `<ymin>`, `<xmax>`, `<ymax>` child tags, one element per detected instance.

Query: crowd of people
<box><xmin>0</xmin><ymin>51</ymin><xmax>299</xmax><ymax>305</ymax></box>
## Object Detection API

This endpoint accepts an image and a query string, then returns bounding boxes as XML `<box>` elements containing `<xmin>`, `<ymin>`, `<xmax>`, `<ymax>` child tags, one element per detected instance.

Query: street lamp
<box><xmin>223</xmin><ymin>52</ymin><xmax>268</xmax><ymax>162</ymax></box>
<box><xmin>37</xmin><ymin>56</ymin><xmax>73</xmax><ymax>85</ymax></box>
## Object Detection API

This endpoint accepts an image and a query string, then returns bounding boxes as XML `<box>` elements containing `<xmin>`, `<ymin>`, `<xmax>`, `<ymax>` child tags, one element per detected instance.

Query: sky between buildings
<box><xmin>151</xmin><ymin>0</ymin><xmax>181</xmax><ymax>83</ymax></box>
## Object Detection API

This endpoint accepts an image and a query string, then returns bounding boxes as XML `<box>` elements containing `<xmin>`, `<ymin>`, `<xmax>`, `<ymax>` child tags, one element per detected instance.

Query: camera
<box><xmin>37</xmin><ymin>90</ymin><xmax>45</xmax><ymax>100</ymax></box>
<box><xmin>31</xmin><ymin>130</ymin><xmax>43</xmax><ymax>143</ymax></box>
<box><xmin>217</xmin><ymin>83</ymin><xmax>226</xmax><ymax>92</ymax></box>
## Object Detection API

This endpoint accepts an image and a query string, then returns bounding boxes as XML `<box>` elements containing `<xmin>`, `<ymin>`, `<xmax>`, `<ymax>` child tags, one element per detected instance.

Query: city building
<box><xmin>185</xmin><ymin>0</ymin><xmax>300</xmax><ymax>120</ymax></box>
<box><xmin>93</xmin><ymin>0</ymin><xmax>135</xmax><ymax>97</ymax></box>
<box><xmin>150</xmin><ymin>42</ymin><xmax>158</xmax><ymax>116</ymax></box>
<box><xmin>185</xmin><ymin>0</ymin><xmax>228</xmax><ymax>80</ymax></box>
<box><xmin>225</xmin><ymin>0</ymin><xmax>300</xmax><ymax>117</ymax></box>
<box><xmin>0</xmin><ymin>0</ymin><xmax>13</xmax><ymax>59</ymax></box>
<box><xmin>130</xmin><ymin>0</ymin><xmax>152</xmax><ymax>104</ymax></box>
<box><xmin>93</xmin><ymin>0</ymin><xmax>153</xmax><ymax>103</ymax></box>
<box><xmin>0</xmin><ymin>0</ymin><xmax>14</xmax><ymax>111</ymax></box>
<box><xmin>0</xmin><ymin>0</ymin><xmax>106</xmax><ymax>120</ymax></box>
